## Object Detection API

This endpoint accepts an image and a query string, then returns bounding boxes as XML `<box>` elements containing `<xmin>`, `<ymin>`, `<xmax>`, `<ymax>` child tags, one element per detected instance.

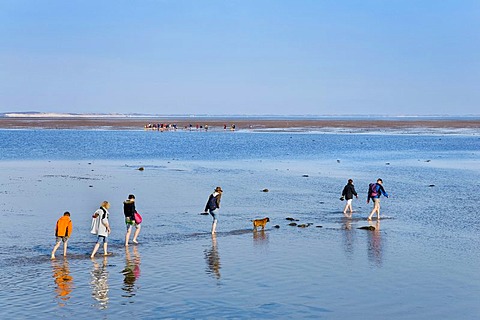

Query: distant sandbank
<box><xmin>0</xmin><ymin>116</ymin><xmax>478</xmax><ymax>132</ymax></box>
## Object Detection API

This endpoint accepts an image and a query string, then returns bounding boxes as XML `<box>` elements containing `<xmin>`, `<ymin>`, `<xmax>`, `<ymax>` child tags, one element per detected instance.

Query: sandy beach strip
<box><xmin>0</xmin><ymin>116</ymin><xmax>478</xmax><ymax>131</ymax></box>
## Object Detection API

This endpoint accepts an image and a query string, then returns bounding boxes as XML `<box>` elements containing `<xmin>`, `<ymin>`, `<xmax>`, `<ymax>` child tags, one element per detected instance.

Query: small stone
<box><xmin>337</xmin><ymin>160</ymin><xmax>340</xmax><ymax>163</ymax></box>
<box><xmin>262</xmin><ymin>189</ymin><xmax>269</xmax><ymax>192</ymax></box>
<box><xmin>386</xmin><ymin>162</ymin><xmax>390</xmax><ymax>165</ymax></box>
<box><xmin>302</xmin><ymin>174</ymin><xmax>309</xmax><ymax>177</ymax></box>
<box><xmin>286</xmin><ymin>217</ymin><xmax>295</xmax><ymax>221</ymax></box>
<box><xmin>316</xmin><ymin>225</ymin><xmax>323</xmax><ymax>228</ymax></box>
<box><xmin>428</xmin><ymin>184</ymin><xmax>435</xmax><ymax>187</ymax></box>
<box><xmin>297</xmin><ymin>224</ymin><xmax>308</xmax><ymax>228</ymax></box>
<box><xmin>288</xmin><ymin>222</ymin><xmax>297</xmax><ymax>226</ymax></box>
<box><xmin>425</xmin><ymin>160</ymin><xmax>431</xmax><ymax>162</ymax></box>
<box><xmin>138</xmin><ymin>167</ymin><xmax>145</xmax><ymax>171</ymax></box>
<box><xmin>274</xmin><ymin>225</ymin><xmax>280</xmax><ymax>229</ymax></box>
<box><xmin>89</xmin><ymin>185</ymin><xmax>93</xmax><ymax>188</ymax></box>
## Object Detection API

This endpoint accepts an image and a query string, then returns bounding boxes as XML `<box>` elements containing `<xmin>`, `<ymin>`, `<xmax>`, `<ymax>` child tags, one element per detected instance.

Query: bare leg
<box><xmin>132</xmin><ymin>225</ymin><xmax>141</xmax><ymax>244</ymax></box>
<box><xmin>51</xmin><ymin>241</ymin><xmax>61</xmax><ymax>259</ymax></box>
<box><xmin>125</xmin><ymin>228</ymin><xmax>132</xmax><ymax>246</ymax></box>
<box><xmin>91</xmin><ymin>243</ymin><xmax>100</xmax><ymax>258</ymax></box>
<box><xmin>103</xmin><ymin>243</ymin><xmax>108</xmax><ymax>255</ymax></box>
<box><xmin>343</xmin><ymin>203</ymin><xmax>349</xmax><ymax>216</ymax></box>
<box><xmin>63</xmin><ymin>240</ymin><xmax>68</xmax><ymax>257</ymax></box>
<box><xmin>211</xmin><ymin>219</ymin><xmax>217</xmax><ymax>234</ymax></box>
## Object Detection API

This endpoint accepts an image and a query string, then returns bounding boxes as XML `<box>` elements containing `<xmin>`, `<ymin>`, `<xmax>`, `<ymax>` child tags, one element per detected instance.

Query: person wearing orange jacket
<box><xmin>51</xmin><ymin>211</ymin><xmax>73</xmax><ymax>259</ymax></box>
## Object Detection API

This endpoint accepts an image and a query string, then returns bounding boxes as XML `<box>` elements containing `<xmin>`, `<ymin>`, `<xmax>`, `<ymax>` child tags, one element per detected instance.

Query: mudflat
<box><xmin>0</xmin><ymin>116</ymin><xmax>479</xmax><ymax>130</ymax></box>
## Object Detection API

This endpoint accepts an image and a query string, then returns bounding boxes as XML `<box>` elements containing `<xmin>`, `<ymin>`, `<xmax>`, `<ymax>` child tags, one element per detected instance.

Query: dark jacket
<box><xmin>123</xmin><ymin>199</ymin><xmax>136</xmax><ymax>220</ymax></box>
<box><xmin>342</xmin><ymin>183</ymin><xmax>358</xmax><ymax>200</ymax></box>
<box><xmin>205</xmin><ymin>192</ymin><xmax>221</xmax><ymax>211</ymax></box>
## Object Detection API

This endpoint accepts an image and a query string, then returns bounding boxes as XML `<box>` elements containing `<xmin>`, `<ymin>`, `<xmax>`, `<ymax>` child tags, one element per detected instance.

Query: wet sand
<box><xmin>0</xmin><ymin>116</ymin><xmax>479</xmax><ymax>131</ymax></box>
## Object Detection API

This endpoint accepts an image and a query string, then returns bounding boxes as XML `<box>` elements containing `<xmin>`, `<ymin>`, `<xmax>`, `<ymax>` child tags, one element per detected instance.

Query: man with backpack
<box><xmin>367</xmin><ymin>178</ymin><xmax>388</xmax><ymax>221</ymax></box>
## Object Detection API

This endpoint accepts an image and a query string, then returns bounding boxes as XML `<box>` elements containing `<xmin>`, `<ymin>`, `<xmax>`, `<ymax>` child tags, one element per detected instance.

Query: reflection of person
<box><xmin>51</xmin><ymin>211</ymin><xmax>73</xmax><ymax>259</ymax></box>
<box><xmin>367</xmin><ymin>220</ymin><xmax>383</xmax><ymax>266</ymax></box>
<box><xmin>90</xmin><ymin>201</ymin><xmax>111</xmax><ymax>258</ymax></box>
<box><xmin>124</xmin><ymin>194</ymin><xmax>141</xmax><ymax>246</ymax></box>
<box><xmin>51</xmin><ymin>259</ymin><xmax>74</xmax><ymax>306</ymax></box>
<box><xmin>122</xmin><ymin>246</ymin><xmax>141</xmax><ymax>297</ymax></box>
<box><xmin>367</xmin><ymin>178</ymin><xmax>388</xmax><ymax>221</ymax></box>
<box><xmin>204</xmin><ymin>234</ymin><xmax>221</xmax><ymax>279</ymax></box>
<box><xmin>204</xmin><ymin>187</ymin><xmax>223</xmax><ymax>234</ymax></box>
<box><xmin>342</xmin><ymin>179</ymin><xmax>358</xmax><ymax>217</ymax></box>
<box><xmin>91</xmin><ymin>256</ymin><xmax>109</xmax><ymax>309</ymax></box>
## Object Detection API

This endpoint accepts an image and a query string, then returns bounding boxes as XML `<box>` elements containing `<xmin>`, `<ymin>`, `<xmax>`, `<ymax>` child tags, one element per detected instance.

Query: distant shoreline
<box><xmin>0</xmin><ymin>116</ymin><xmax>479</xmax><ymax>133</ymax></box>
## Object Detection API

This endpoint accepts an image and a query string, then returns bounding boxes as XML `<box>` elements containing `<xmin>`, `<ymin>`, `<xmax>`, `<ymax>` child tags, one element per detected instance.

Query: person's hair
<box><xmin>101</xmin><ymin>201</ymin><xmax>110</xmax><ymax>209</ymax></box>
<box><xmin>377</xmin><ymin>178</ymin><xmax>383</xmax><ymax>183</ymax></box>
<box><xmin>128</xmin><ymin>194</ymin><xmax>135</xmax><ymax>199</ymax></box>
<box><xmin>348</xmin><ymin>179</ymin><xmax>353</xmax><ymax>184</ymax></box>
<box><xmin>63</xmin><ymin>211</ymin><xmax>70</xmax><ymax>216</ymax></box>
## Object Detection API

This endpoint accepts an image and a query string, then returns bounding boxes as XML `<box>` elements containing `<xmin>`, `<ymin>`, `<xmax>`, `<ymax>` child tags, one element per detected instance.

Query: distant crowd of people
<box><xmin>51</xmin><ymin>180</ymin><xmax>388</xmax><ymax>259</ymax></box>
<box><xmin>144</xmin><ymin>123</ymin><xmax>236</xmax><ymax>131</ymax></box>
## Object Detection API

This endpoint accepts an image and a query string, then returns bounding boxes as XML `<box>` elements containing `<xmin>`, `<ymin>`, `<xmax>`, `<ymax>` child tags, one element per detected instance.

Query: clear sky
<box><xmin>1</xmin><ymin>0</ymin><xmax>478</xmax><ymax>115</ymax></box>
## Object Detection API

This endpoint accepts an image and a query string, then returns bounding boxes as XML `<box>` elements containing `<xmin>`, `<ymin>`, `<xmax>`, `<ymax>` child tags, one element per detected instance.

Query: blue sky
<box><xmin>1</xmin><ymin>0</ymin><xmax>478</xmax><ymax>115</ymax></box>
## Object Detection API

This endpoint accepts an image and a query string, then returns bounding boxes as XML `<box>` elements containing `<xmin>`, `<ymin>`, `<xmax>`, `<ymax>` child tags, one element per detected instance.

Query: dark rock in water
<box><xmin>425</xmin><ymin>160</ymin><xmax>431</xmax><ymax>162</ymax></box>
<box><xmin>297</xmin><ymin>224</ymin><xmax>310</xmax><ymax>228</ymax></box>
<box><xmin>286</xmin><ymin>217</ymin><xmax>295</xmax><ymax>221</ymax></box>
<box><xmin>288</xmin><ymin>222</ymin><xmax>297</xmax><ymax>226</ymax></box>
<box><xmin>89</xmin><ymin>185</ymin><xmax>93</xmax><ymax>188</ymax></box>
<box><xmin>138</xmin><ymin>167</ymin><xmax>145</xmax><ymax>171</ymax></box>
<box><xmin>200</xmin><ymin>212</ymin><xmax>209</xmax><ymax>215</ymax></box>
<box><xmin>262</xmin><ymin>188</ymin><xmax>269</xmax><ymax>192</ymax></box>
<box><xmin>319</xmin><ymin>201</ymin><xmax>324</xmax><ymax>204</ymax></box>
<box><xmin>316</xmin><ymin>225</ymin><xmax>323</xmax><ymax>228</ymax></box>
<box><xmin>274</xmin><ymin>225</ymin><xmax>280</xmax><ymax>228</ymax></box>
<box><xmin>428</xmin><ymin>184</ymin><xmax>435</xmax><ymax>187</ymax></box>
<box><xmin>358</xmin><ymin>226</ymin><xmax>376</xmax><ymax>231</ymax></box>
<box><xmin>337</xmin><ymin>159</ymin><xmax>341</xmax><ymax>163</ymax></box>
<box><xmin>302</xmin><ymin>174</ymin><xmax>309</xmax><ymax>177</ymax></box>
<box><xmin>386</xmin><ymin>162</ymin><xmax>390</xmax><ymax>165</ymax></box>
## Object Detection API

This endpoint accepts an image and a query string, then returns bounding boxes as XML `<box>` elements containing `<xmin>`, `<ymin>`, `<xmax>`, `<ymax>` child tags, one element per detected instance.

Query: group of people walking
<box><xmin>51</xmin><ymin>194</ymin><xmax>143</xmax><ymax>259</ymax></box>
<box><xmin>51</xmin><ymin>180</ymin><xmax>387</xmax><ymax>259</ymax></box>
<box><xmin>341</xmin><ymin>178</ymin><xmax>389</xmax><ymax>220</ymax></box>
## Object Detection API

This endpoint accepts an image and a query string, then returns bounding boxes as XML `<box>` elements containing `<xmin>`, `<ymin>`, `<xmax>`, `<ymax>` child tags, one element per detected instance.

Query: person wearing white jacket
<box><xmin>90</xmin><ymin>201</ymin><xmax>111</xmax><ymax>258</ymax></box>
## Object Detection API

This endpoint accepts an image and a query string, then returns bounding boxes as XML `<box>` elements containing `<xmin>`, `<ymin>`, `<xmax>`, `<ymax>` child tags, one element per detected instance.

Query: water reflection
<box><xmin>122</xmin><ymin>246</ymin><xmax>141</xmax><ymax>298</ymax></box>
<box><xmin>253</xmin><ymin>230</ymin><xmax>269</xmax><ymax>245</ymax></box>
<box><xmin>51</xmin><ymin>259</ymin><xmax>74</xmax><ymax>306</ymax></box>
<box><xmin>204</xmin><ymin>234</ymin><xmax>221</xmax><ymax>279</ymax></box>
<box><xmin>90</xmin><ymin>256</ymin><xmax>109</xmax><ymax>309</ymax></box>
<box><xmin>342</xmin><ymin>219</ymin><xmax>354</xmax><ymax>258</ymax></box>
<box><xmin>367</xmin><ymin>220</ymin><xmax>383</xmax><ymax>267</ymax></box>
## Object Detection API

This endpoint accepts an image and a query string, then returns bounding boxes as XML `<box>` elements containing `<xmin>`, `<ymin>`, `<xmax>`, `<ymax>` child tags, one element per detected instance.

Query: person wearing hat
<box><xmin>204</xmin><ymin>187</ymin><xmax>223</xmax><ymax>234</ymax></box>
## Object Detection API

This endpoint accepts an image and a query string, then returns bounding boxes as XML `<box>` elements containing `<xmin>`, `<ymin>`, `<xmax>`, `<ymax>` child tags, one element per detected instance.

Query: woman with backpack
<box><xmin>367</xmin><ymin>178</ymin><xmax>388</xmax><ymax>221</ymax></box>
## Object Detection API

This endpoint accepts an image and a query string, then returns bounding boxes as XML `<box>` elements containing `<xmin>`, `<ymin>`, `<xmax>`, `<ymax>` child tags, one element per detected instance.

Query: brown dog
<box><xmin>252</xmin><ymin>217</ymin><xmax>270</xmax><ymax>230</ymax></box>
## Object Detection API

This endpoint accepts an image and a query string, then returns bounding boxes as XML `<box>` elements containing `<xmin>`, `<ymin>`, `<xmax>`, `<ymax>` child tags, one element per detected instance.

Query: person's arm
<box><xmin>101</xmin><ymin>211</ymin><xmax>111</xmax><ymax>233</ymax></box>
<box><xmin>352</xmin><ymin>186</ymin><xmax>358</xmax><ymax>198</ymax></box>
<box><xmin>68</xmin><ymin>220</ymin><xmax>73</xmax><ymax>237</ymax></box>
<box><xmin>342</xmin><ymin>186</ymin><xmax>346</xmax><ymax>196</ymax></box>
<box><xmin>205</xmin><ymin>195</ymin><xmax>211</xmax><ymax>212</ymax></box>
<box><xmin>216</xmin><ymin>194</ymin><xmax>221</xmax><ymax>209</ymax></box>
<box><xmin>380</xmin><ymin>185</ymin><xmax>388</xmax><ymax>198</ymax></box>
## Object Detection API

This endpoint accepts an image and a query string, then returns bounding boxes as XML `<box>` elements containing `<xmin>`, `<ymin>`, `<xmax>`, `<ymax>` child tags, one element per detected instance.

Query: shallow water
<box><xmin>0</xmin><ymin>130</ymin><xmax>479</xmax><ymax>319</ymax></box>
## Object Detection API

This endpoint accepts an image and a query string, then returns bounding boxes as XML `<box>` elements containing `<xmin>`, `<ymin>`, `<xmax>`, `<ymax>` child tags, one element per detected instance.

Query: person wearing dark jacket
<box><xmin>204</xmin><ymin>187</ymin><xmax>223</xmax><ymax>234</ymax></box>
<box><xmin>124</xmin><ymin>194</ymin><xmax>141</xmax><ymax>246</ymax></box>
<box><xmin>342</xmin><ymin>179</ymin><xmax>358</xmax><ymax>217</ymax></box>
